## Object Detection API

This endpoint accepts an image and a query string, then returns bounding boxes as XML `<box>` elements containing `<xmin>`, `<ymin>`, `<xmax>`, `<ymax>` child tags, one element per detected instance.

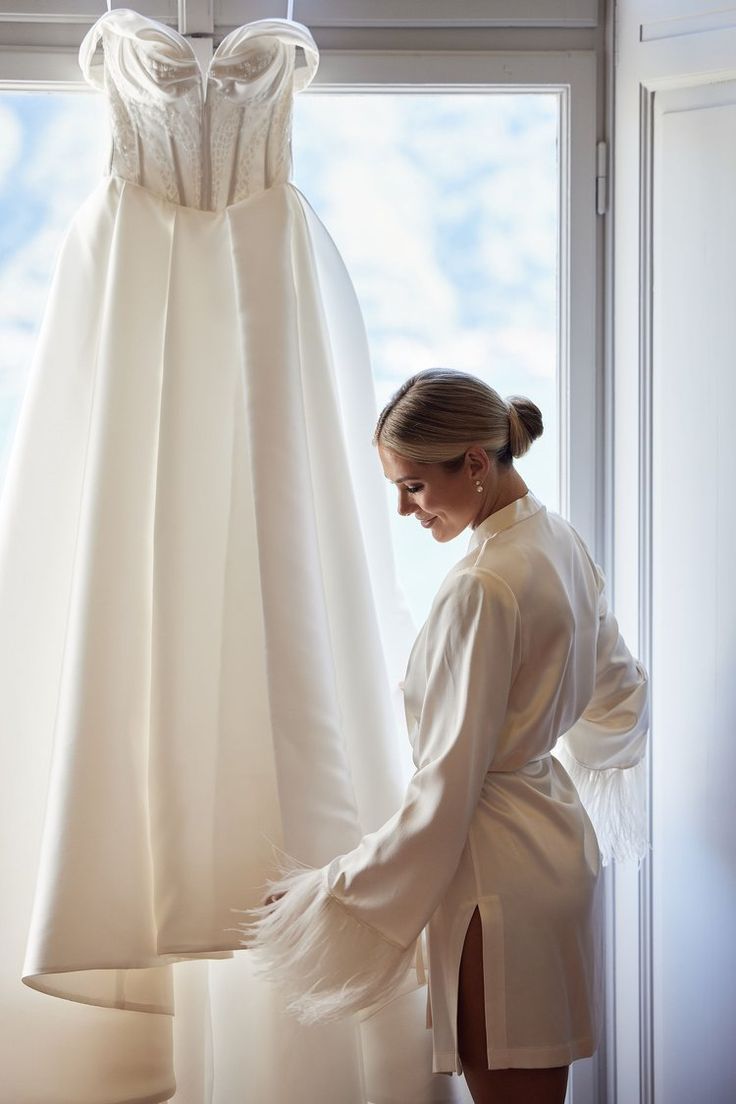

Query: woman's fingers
<box><xmin>263</xmin><ymin>890</ymin><xmax>287</xmax><ymax>907</ymax></box>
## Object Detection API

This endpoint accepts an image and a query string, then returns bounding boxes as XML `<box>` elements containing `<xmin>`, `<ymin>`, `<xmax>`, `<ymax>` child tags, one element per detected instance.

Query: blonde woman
<box><xmin>242</xmin><ymin>368</ymin><xmax>649</xmax><ymax>1104</ymax></box>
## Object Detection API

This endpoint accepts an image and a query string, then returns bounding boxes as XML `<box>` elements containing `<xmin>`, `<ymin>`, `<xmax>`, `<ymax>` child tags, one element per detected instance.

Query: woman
<box><xmin>240</xmin><ymin>368</ymin><xmax>649</xmax><ymax>1104</ymax></box>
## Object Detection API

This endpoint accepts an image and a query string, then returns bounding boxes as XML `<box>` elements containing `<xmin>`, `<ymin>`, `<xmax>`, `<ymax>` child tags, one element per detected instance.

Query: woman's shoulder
<box><xmin>462</xmin><ymin>506</ymin><xmax>601</xmax><ymax>601</ymax></box>
<box><xmin>430</xmin><ymin>561</ymin><xmax>521</xmax><ymax>630</ymax></box>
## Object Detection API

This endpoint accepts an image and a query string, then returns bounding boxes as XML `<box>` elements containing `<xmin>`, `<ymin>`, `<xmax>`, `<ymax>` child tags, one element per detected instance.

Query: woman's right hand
<box><xmin>262</xmin><ymin>891</ymin><xmax>286</xmax><ymax>908</ymax></box>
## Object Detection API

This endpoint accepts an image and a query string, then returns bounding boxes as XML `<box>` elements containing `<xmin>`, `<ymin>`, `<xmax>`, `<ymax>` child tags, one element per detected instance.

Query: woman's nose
<box><xmin>397</xmin><ymin>493</ymin><xmax>414</xmax><ymax>517</ymax></box>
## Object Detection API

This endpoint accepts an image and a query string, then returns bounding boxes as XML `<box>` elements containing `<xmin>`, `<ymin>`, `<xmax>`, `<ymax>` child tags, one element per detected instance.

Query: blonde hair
<box><xmin>372</xmin><ymin>367</ymin><xmax>543</xmax><ymax>470</ymax></box>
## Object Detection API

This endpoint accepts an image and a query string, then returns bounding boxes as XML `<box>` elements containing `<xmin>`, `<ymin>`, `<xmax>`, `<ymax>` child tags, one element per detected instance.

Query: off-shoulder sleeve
<box><xmin>553</xmin><ymin>560</ymin><xmax>650</xmax><ymax>865</ymax></box>
<box><xmin>231</xmin><ymin>568</ymin><xmax>521</xmax><ymax>1023</ymax></box>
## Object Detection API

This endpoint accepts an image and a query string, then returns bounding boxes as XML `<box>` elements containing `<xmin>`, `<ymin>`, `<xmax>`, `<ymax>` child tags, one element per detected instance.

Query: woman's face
<box><xmin>378</xmin><ymin>443</ymin><xmax>490</xmax><ymax>543</ymax></box>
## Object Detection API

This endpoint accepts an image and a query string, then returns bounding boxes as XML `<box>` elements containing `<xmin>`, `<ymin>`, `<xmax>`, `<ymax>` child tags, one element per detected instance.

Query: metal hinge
<box><xmin>596</xmin><ymin>140</ymin><xmax>609</xmax><ymax>215</ymax></box>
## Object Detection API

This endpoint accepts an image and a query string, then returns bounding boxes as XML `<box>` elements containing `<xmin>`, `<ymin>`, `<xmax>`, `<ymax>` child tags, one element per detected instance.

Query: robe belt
<box><xmin>487</xmin><ymin>751</ymin><xmax>552</xmax><ymax>774</ymax></box>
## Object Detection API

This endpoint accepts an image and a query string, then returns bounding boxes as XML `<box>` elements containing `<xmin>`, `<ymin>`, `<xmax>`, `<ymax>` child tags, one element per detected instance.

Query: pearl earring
<box><xmin>474</xmin><ymin>479</ymin><xmax>483</xmax><ymax>493</ymax></box>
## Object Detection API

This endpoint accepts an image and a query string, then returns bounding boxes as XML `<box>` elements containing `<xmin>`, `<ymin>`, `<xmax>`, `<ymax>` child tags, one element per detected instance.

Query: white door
<box><xmin>614</xmin><ymin>5</ymin><xmax>736</xmax><ymax>1103</ymax></box>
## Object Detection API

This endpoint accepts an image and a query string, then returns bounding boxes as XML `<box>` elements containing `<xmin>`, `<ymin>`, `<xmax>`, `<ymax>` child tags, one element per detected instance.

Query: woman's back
<box><xmin>404</xmin><ymin>493</ymin><xmax>647</xmax><ymax>776</ymax></box>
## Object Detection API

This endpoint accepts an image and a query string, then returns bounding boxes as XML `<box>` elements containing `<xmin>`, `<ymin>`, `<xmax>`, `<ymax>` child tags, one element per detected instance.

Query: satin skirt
<box><xmin>0</xmin><ymin>174</ymin><xmax>440</xmax><ymax>1103</ymax></box>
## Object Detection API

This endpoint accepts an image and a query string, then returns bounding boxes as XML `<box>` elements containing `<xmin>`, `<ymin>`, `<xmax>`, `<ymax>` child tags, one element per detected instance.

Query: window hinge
<box><xmin>596</xmin><ymin>140</ymin><xmax>609</xmax><ymax>215</ymax></box>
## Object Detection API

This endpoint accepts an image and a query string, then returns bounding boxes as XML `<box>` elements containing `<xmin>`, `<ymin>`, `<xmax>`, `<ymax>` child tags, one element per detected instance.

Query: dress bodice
<box><xmin>79</xmin><ymin>8</ymin><xmax>319</xmax><ymax>211</ymax></box>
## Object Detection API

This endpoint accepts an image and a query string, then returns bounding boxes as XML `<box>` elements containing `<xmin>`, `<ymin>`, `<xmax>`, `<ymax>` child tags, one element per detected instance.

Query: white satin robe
<box><xmin>243</xmin><ymin>490</ymin><xmax>650</xmax><ymax>1075</ymax></box>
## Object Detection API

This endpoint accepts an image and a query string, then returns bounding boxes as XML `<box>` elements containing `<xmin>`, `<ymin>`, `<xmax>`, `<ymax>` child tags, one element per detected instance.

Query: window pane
<box><xmin>0</xmin><ymin>91</ymin><xmax>107</xmax><ymax>480</ymax></box>
<box><xmin>293</xmin><ymin>92</ymin><xmax>559</xmax><ymax>625</ymax></box>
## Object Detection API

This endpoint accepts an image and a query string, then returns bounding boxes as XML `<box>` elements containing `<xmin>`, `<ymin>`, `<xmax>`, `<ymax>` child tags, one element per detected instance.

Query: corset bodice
<box><xmin>79</xmin><ymin>9</ymin><xmax>319</xmax><ymax>211</ymax></box>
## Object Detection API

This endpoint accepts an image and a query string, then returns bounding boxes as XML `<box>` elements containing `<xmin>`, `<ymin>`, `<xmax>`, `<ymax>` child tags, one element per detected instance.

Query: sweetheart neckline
<box><xmin>87</xmin><ymin>6</ymin><xmax>316</xmax><ymax>85</ymax></box>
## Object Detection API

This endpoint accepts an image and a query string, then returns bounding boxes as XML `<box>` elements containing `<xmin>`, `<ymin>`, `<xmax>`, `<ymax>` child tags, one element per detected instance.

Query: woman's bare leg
<box><xmin>456</xmin><ymin>906</ymin><xmax>569</xmax><ymax>1104</ymax></box>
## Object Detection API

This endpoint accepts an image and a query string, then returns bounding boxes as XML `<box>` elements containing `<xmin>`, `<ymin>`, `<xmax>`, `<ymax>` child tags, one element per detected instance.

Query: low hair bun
<box><xmin>372</xmin><ymin>368</ymin><xmax>544</xmax><ymax>471</ymax></box>
<box><xmin>506</xmin><ymin>395</ymin><xmax>544</xmax><ymax>458</ymax></box>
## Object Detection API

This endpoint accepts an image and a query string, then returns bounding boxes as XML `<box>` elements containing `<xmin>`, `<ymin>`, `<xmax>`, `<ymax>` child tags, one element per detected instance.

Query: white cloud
<box><xmin>296</xmin><ymin>95</ymin><xmax>460</xmax><ymax>336</ymax></box>
<box><xmin>294</xmin><ymin>91</ymin><xmax>558</xmax><ymax>357</ymax></box>
<box><xmin>0</xmin><ymin>92</ymin><xmax>107</xmax><ymax>443</ymax></box>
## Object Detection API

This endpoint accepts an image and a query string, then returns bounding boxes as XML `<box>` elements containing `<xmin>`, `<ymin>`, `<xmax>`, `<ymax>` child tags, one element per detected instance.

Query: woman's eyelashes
<box><xmin>406</xmin><ymin>485</ymin><xmax>423</xmax><ymax>495</ymax></box>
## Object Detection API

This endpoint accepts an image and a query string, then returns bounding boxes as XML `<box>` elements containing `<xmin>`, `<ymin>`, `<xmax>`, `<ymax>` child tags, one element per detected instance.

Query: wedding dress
<box><xmin>0</xmin><ymin>8</ymin><xmax>435</xmax><ymax>1103</ymax></box>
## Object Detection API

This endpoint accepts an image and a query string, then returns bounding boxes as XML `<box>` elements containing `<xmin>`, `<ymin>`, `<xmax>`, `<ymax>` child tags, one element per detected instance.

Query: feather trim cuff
<box><xmin>228</xmin><ymin>850</ymin><xmax>420</xmax><ymax>1024</ymax></box>
<box><xmin>554</xmin><ymin>742</ymin><xmax>650</xmax><ymax>866</ymax></box>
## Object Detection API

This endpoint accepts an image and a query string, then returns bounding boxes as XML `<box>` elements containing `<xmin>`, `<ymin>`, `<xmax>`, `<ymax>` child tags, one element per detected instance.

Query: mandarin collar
<box><xmin>465</xmin><ymin>490</ymin><xmax>544</xmax><ymax>554</ymax></box>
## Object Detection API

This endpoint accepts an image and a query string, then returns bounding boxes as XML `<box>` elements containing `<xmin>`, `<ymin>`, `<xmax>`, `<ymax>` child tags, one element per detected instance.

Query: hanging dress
<box><xmin>242</xmin><ymin>490</ymin><xmax>650</xmax><ymax>1074</ymax></box>
<box><xmin>1</xmin><ymin>4</ymin><xmax>417</xmax><ymax>1059</ymax></box>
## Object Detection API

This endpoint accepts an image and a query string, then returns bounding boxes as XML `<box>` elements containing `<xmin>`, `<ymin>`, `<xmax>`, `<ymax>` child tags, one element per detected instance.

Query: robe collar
<box><xmin>465</xmin><ymin>490</ymin><xmax>545</xmax><ymax>555</ymax></box>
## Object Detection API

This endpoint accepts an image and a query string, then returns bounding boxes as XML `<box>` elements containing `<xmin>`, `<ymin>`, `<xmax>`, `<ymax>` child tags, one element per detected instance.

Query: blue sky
<box><xmin>0</xmin><ymin>88</ymin><xmax>558</xmax><ymax>625</ymax></box>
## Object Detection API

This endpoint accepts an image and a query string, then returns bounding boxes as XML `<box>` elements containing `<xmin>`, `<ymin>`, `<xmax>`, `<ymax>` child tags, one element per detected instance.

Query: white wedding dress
<box><xmin>0</xmin><ymin>9</ymin><xmax>451</xmax><ymax>1103</ymax></box>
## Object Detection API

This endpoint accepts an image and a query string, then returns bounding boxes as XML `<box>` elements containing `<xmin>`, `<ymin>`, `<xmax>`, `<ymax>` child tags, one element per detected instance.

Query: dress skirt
<box><xmin>3</xmin><ymin>172</ymin><xmax>413</xmax><ymax>1014</ymax></box>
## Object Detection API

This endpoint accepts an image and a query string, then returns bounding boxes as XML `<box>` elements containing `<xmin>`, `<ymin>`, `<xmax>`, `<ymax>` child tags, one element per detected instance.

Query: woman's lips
<box><xmin>420</xmin><ymin>517</ymin><xmax>436</xmax><ymax>528</ymax></box>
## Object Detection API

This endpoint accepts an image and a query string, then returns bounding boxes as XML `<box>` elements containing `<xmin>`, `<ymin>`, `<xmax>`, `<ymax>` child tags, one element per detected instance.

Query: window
<box><xmin>1</xmin><ymin>67</ymin><xmax>594</xmax><ymax>627</ymax></box>
<box><xmin>0</xmin><ymin>91</ymin><xmax>107</xmax><ymax>486</ymax></box>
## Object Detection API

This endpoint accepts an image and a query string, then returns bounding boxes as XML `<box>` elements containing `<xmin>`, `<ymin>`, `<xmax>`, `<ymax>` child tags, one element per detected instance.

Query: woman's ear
<box><xmin>466</xmin><ymin>446</ymin><xmax>492</xmax><ymax>482</ymax></box>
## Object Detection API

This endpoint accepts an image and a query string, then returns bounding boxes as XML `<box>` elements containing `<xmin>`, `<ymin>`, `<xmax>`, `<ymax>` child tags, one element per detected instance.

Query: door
<box><xmin>613</xmin><ymin>4</ymin><xmax>736</xmax><ymax>1102</ymax></box>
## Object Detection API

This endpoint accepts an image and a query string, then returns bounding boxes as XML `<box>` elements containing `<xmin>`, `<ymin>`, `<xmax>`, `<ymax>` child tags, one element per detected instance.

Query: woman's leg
<box><xmin>456</xmin><ymin>906</ymin><xmax>569</xmax><ymax>1104</ymax></box>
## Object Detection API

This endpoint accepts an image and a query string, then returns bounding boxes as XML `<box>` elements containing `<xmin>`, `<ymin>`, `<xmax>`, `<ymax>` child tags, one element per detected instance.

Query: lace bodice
<box><xmin>79</xmin><ymin>9</ymin><xmax>319</xmax><ymax>211</ymax></box>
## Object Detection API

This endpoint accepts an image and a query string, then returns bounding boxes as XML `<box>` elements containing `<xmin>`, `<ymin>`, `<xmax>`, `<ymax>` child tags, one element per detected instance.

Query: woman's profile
<box><xmin>240</xmin><ymin>367</ymin><xmax>649</xmax><ymax>1104</ymax></box>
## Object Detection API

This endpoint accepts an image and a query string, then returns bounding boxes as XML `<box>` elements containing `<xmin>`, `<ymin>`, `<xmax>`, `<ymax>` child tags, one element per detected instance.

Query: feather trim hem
<box><xmin>227</xmin><ymin>849</ymin><xmax>420</xmax><ymax>1024</ymax></box>
<box><xmin>553</xmin><ymin>742</ymin><xmax>650</xmax><ymax>866</ymax></box>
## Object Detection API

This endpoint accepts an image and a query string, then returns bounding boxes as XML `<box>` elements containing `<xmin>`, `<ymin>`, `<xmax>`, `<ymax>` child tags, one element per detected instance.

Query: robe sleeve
<box><xmin>231</xmin><ymin>567</ymin><xmax>521</xmax><ymax>1023</ymax></box>
<box><xmin>552</xmin><ymin>558</ymin><xmax>650</xmax><ymax>866</ymax></box>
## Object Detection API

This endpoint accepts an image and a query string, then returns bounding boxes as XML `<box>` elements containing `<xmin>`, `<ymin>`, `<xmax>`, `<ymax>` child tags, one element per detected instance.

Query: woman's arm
<box><xmin>553</xmin><ymin>560</ymin><xmax>650</xmax><ymax>865</ymax></box>
<box><xmin>233</xmin><ymin>567</ymin><xmax>521</xmax><ymax>1023</ymax></box>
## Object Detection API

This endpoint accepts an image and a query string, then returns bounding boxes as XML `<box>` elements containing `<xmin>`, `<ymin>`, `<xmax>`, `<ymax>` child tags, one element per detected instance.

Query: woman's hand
<box><xmin>263</xmin><ymin>891</ymin><xmax>287</xmax><ymax>908</ymax></box>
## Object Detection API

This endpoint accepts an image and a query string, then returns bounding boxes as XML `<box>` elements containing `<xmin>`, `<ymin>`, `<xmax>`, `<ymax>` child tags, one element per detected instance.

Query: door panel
<box><xmin>615</xmin><ymin>4</ymin><xmax>736</xmax><ymax>1102</ymax></box>
<box><xmin>652</xmin><ymin>82</ymin><xmax>736</xmax><ymax>1104</ymax></box>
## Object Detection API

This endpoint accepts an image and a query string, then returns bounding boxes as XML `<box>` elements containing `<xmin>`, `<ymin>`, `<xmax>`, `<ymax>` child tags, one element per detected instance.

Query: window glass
<box><xmin>0</xmin><ymin>91</ymin><xmax>107</xmax><ymax>479</ymax></box>
<box><xmin>294</xmin><ymin>92</ymin><xmax>559</xmax><ymax>623</ymax></box>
